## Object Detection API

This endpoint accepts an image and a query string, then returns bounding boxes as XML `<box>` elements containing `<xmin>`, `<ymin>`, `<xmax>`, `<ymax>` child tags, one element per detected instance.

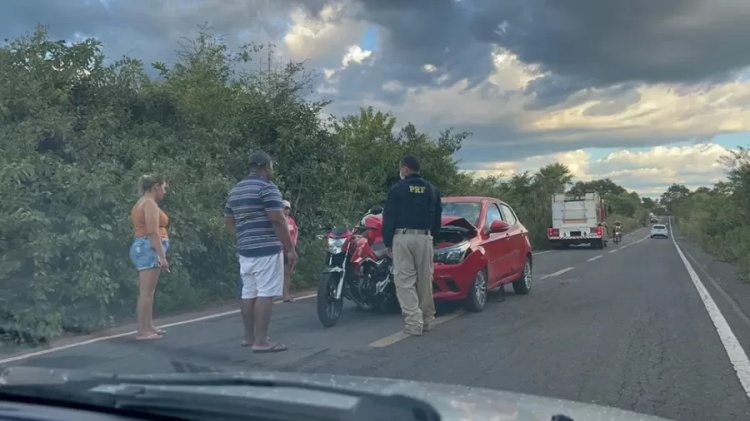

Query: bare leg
<box><xmin>283</xmin><ymin>264</ymin><xmax>293</xmax><ymax>301</ymax></box>
<box><xmin>136</xmin><ymin>268</ymin><xmax>160</xmax><ymax>338</ymax></box>
<box><xmin>252</xmin><ymin>297</ymin><xmax>285</xmax><ymax>351</ymax></box>
<box><xmin>240</xmin><ymin>298</ymin><xmax>256</xmax><ymax>345</ymax></box>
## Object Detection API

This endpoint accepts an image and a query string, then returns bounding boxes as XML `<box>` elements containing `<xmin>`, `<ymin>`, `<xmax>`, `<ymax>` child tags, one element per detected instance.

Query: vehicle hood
<box><xmin>0</xmin><ymin>366</ymin><xmax>670</xmax><ymax>421</ymax></box>
<box><xmin>441</xmin><ymin>215</ymin><xmax>478</xmax><ymax>237</ymax></box>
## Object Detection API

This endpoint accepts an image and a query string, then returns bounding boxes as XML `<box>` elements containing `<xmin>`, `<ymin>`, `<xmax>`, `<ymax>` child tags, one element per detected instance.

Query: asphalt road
<box><xmin>3</xmin><ymin>220</ymin><xmax>750</xmax><ymax>420</ymax></box>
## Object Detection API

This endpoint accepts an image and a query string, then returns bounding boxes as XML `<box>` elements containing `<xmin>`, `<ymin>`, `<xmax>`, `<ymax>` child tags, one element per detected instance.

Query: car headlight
<box><xmin>327</xmin><ymin>237</ymin><xmax>346</xmax><ymax>254</ymax></box>
<box><xmin>434</xmin><ymin>242</ymin><xmax>470</xmax><ymax>264</ymax></box>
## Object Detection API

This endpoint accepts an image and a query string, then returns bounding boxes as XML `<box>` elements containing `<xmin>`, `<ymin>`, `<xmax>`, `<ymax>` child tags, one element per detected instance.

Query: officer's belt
<box><xmin>395</xmin><ymin>228</ymin><xmax>430</xmax><ymax>235</ymax></box>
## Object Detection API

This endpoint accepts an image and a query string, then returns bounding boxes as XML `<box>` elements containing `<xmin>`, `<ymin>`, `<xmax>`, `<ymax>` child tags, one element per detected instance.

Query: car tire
<box><xmin>464</xmin><ymin>268</ymin><xmax>488</xmax><ymax>313</ymax></box>
<box><xmin>513</xmin><ymin>257</ymin><xmax>532</xmax><ymax>295</ymax></box>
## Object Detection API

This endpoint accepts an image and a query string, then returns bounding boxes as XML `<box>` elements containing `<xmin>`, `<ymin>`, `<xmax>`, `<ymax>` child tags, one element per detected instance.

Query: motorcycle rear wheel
<box><xmin>317</xmin><ymin>272</ymin><xmax>344</xmax><ymax>328</ymax></box>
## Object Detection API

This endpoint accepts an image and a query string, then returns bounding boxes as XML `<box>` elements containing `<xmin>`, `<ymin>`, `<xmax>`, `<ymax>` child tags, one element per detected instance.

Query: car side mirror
<box><xmin>490</xmin><ymin>220</ymin><xmax>510</xmax><ymax>233</ymax></box>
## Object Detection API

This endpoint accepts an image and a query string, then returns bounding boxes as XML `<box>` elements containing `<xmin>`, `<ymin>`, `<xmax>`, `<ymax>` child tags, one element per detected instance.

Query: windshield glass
<box><xmin>441</xmin><ymin>201</ymin><xmax>481</xmax><ymax>226</ymax></box>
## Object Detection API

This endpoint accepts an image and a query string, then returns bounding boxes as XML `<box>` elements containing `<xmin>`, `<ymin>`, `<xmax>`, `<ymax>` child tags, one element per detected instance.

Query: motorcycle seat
<box><xmin>371</xmin><ymin>242</ymin><xmax>388</xmax><ymax>260</ymax></box>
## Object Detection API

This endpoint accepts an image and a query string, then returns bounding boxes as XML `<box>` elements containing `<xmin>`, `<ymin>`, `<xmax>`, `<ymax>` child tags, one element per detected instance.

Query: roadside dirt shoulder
<box><xmin>671</xmin><ymin>220</ymin><xmax>750</xmax><ymax>355</ymax></box>
<box><xmin>0</xmin><ymin>287</ymin><xmax>317</xmax><ymax>359</ymax></box>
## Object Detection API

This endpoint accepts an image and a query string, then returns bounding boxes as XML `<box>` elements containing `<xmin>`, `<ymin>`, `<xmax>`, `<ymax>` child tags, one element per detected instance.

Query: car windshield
<box><xmin>441</xmin><ymin>201</ymin><xmax>481</xmax><ymax>226</ymax></box>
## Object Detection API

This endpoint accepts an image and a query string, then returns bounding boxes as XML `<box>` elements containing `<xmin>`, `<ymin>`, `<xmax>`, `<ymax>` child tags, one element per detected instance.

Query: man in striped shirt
<box><xmin>225</xmin><ymin>151</ymin><xmax>297</xmax><ymax>353</ymax></box>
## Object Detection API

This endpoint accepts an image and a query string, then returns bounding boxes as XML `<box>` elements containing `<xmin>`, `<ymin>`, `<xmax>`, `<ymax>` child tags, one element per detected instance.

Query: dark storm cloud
<box><xmin>347</xmin><ymin>0</ymin><xmax>494</xmax><ymax>96</ymax></box>
<box><xmin>0</xmin><ymin>0</ymin><xmax>315</xmax><ymax>67</ymax></box>
<box><xmin>470</xmin><ymin>0</ymin><xmax>750</xmax><ymax>84</ymax></box>
<box><xmin>349</xmin><ymin>0</ymin><xmax>750</xmax><ymax>106</ymax></box>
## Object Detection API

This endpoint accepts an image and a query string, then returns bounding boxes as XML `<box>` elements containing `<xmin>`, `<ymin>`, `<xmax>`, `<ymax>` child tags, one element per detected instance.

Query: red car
<box><xmin>433</xmin><ymin>196</ymin><xmax>534</xmax><ymax>312</ymax></box>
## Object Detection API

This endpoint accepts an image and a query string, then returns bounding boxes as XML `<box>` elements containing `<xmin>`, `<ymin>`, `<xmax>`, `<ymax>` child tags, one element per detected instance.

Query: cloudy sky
<box><xmin>3</xmin><ymin>0</ymin><xmax>750</xmax><ymax>197</ymax></box>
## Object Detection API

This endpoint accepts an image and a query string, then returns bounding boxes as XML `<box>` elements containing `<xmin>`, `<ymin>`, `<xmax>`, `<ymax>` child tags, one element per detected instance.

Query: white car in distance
<box><xmin>650</xmin><ymin>224</ymin><xmax>669</xmax><ymax>239</ymax></box>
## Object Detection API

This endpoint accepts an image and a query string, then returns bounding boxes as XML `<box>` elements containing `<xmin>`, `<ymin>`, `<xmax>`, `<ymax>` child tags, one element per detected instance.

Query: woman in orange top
<box><xmin>129</xmin><ymin>174</ymin><xmax>170</xmax><ymax>340</ymax></box>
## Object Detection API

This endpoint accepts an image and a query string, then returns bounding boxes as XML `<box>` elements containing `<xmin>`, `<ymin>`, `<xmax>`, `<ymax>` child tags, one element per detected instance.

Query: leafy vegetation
<box><xmin>661</xmin><ymin>148</ymin><xmax>750</xmax><ymax>279</ymax></box>
<box><xmin>0</xmin><ymin>26</ymin><xmax>653</xmax><ymax>346</ymax></box>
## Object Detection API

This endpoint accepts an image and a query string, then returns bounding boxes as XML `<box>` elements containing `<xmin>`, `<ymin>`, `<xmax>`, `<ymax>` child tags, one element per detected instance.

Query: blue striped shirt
<box><xmin>225</xmin><ymin>175</ymin><xmax>284</xmax><ymax>257</ymax></box>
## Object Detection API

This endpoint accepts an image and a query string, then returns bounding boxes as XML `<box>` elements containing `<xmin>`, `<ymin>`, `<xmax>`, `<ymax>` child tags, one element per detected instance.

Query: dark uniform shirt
<box><xmin>382</xmin><ymin>173</ymin><xmax>442</xmax><ymax>248</ymax></box>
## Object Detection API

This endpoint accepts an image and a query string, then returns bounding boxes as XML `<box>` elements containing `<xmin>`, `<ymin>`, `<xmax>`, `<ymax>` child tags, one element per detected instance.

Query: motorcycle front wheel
<box><xmin>317</xmin><ymin>272</ymin><xmax>344</xmax><ymax>328</ymax></box>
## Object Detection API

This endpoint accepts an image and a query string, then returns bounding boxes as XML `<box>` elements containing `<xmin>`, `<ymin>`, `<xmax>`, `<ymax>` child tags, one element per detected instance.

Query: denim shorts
<box><xmin>129</xmin><ymin>236</ymin><xmax>169</xmax><ymax>271</ymax></box>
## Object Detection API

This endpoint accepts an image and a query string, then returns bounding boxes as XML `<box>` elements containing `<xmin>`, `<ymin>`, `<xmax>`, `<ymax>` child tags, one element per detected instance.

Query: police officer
<box><xmin>383</xmin><ymin>155</ymin><xmax>442</xmax><ymax>336</ymax></box>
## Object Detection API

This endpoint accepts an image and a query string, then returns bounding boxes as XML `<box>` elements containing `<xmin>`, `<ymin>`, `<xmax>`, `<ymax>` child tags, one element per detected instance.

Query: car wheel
<box><xmin>513</xmin><ymin>258</ymin><xmax>532</xmax><ymax>295</ymax></box>
<box><xmin>464</xmin><ymin>269</ymin><xmax>488</xmax><ymax>313</ymax></box>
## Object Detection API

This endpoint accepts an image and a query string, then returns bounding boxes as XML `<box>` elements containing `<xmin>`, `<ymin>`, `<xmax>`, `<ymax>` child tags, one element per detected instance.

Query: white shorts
<box><xmin>238</xmin><ymin>252</ymin><xmax>284</xmax><ymax>299</ymax></box>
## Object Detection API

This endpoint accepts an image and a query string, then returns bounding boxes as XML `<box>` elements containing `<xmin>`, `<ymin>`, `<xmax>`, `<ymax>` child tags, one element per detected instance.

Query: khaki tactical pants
<box><xmin>393</xmin><ymin>231</ymin><xmax>436</xmax><ymax>329</ymax></box>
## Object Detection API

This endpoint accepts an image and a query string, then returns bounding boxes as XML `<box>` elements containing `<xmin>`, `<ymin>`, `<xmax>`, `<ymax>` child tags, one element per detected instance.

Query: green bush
<box><xmin>665</xmin><ymin>148</ymin><xmax>750</xmax><ymax>279</ymax></box>
<box><xmin>0</xmin><ymin>26</ymin><xmax>654</xmax><ymax>345</ymax></box>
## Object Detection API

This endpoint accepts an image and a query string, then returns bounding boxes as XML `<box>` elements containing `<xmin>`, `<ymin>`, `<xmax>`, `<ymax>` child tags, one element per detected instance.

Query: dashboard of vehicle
<box><xmin>0</xmin><ymin>400</ymin><xmax>139</xmax><ymax>421</ymax></box>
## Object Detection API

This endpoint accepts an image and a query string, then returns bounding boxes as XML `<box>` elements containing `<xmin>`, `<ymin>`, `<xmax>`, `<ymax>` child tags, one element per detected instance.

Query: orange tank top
<box><xmin>131</xmin><ymin>200</ymin><xmax>169</xmax><ymax>239</ymax></box>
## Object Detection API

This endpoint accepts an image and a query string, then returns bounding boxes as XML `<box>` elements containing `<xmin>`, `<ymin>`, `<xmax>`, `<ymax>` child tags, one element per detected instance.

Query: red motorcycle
<box><xmin>316</xmin><ymin>209</ymin><xmax>399</xmax><ymax>328</ymax></box>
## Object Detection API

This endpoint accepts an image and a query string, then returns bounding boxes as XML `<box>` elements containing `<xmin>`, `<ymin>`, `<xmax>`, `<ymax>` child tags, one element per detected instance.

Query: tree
<box><xmin>665</xmin><ymin>147</ymin><xmax>750</xmax><ymax>279</ymax></box>
<box><xmin>660</xmin><ymin>184</ymin><xmax>691</xmax><ymax>213</ymax></box>
<box><xmin>641</xmin><ymin>197</ymin><xmax>657</xmax><ymax>210</ymax></box>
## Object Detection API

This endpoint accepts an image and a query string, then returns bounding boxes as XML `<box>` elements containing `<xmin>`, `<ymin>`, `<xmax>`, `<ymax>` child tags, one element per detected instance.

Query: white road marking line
<box><xmin>682</xmin><ymin>248</ymin><xmax>750</xmax><ymax>330</ymax></box>
<box><xmin>532</xmin><ymin>250</ymin><xmax>555</xmax><ymax>256</ymax></box>
<box><xmin>586</xmin><ymin>255</ymin><xmax>602</xmax><ymax>262</ymax></box>
<box><xmin>0</xmin><ymin>294</ymin><xmax>318</xmax><ymax>365</ymax></box>
<box><xmin>540</xmin><ymin>267</ymin><xmax>574</xmax><ymax>280</ymax></box>
<box><xmin>368</xmin><ymin>310</ymin><xmax>467</xmax><ymax>348</ymax></box>
<box><xmin>669</xmin><ymin>217</ymin><xmax>750</xmax><ymax>399</ymax></box>
<box><xmin>608</xmin><ymin>249</ymin><xmax>618</xmax><ymax>254</ymax></box>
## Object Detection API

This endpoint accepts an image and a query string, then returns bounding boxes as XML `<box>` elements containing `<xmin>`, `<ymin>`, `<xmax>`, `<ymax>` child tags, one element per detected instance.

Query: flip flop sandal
<box><xmin>135</xmin><ymin>333</ymin><xmax>162</xmax><ymax>341</ymax></box>
<box><xmin>155</xmin><ymin>329</ymin><xmax>166</xmax><ymax>335</ymax></box>
<box><xmin>282</xmin><ymin>298</ymin><xmax>294</xmax><ymax>303</ymax></box>
<box><xmin>252</xmin><ymin>343</ymin><xmax>288</xmax><ymax>353</ymax></box>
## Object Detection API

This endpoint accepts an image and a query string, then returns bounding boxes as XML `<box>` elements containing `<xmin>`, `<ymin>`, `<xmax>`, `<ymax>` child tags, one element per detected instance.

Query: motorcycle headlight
<box><xmin>433</xmin><ymin>242</ymin><xmax>470</xmax><ymax>264</ymax></box>
<box><xmin>327</xmin><ymin>237</ymin><xmax>346</xmax><ymax>254</ymax></box>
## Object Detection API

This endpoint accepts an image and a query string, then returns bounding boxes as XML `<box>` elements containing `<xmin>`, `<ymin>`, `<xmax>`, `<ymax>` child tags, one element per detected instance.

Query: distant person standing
<box><xmin>225</xmin><ymin>151</ymin><xmax>297</xmax><ymax>353</ymax></box>
<box><xmin>129</xmin><ymin>174</ymin><xmax>170</xmax><ymax>341</ymax></box>
<box><xmin>382</xmin><ymin>155</ymin><xmax>442</xmax><ymax>336</ymax></box>
<box><xmin>282</xmin><ymin>200</ymin><xmax>298</xmax><ymax>302</ymax></box>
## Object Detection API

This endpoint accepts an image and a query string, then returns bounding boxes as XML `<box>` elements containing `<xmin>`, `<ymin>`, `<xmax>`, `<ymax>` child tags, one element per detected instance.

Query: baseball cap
<box><xmin>282</xmin><ymin>200</ymin><xmax>291</xmax><ymax>208</ymax></box>
<box><xmin>248</xmin><ymin>150</ymin><xmax>273</xmax><ymax>167</ymax></box>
